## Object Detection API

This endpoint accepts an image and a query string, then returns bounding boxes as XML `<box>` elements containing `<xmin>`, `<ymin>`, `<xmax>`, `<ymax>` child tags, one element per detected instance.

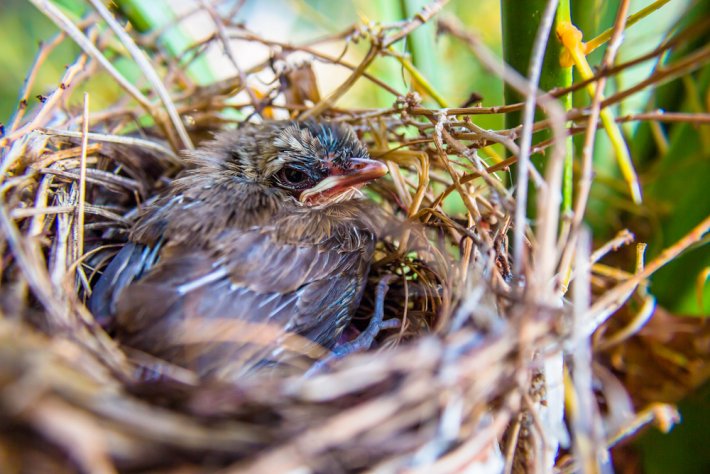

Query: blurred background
<box><xmin>1</xmin><ymin>1</ymin><xmax>708</xmax><ymax>472</ymax></box>
<box><xmin>1</xmin><ymin>0</ymin><xmax>504</xmax><ymax>126</ymax></box>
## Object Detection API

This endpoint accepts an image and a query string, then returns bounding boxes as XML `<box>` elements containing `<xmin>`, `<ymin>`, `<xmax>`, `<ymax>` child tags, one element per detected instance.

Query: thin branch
<box><xmin>382</xmin><ymin>0</ymin><xmax>449</xmax><ymax>48</ymax></box>
<box><xmin>75</xmin><ymin>93</ymin><xmax>89</xmax><ymax>260</ymax></box>
<box><xmin>199</xmin><ymin>0</ymin><xmax>262</xmax><ymax>116</ymax></box>
<box><xmin>87</xmin><ymin>0</ymin><xmax>194</xmax><ymax>150</ymax></box>
<box><xmin>7</xmin><ymin>32</ymin><xmax>66</xmax><ymax>133</ymax></box>
<box><xmin>580</xmin><ymin>215</ymin><xmax>710</xmax><ymax>340</ymax></box>
<box><xmin>0</xmin><ymin>53</ymin><xmax>88</xmax><ymax>148</ymax></box>
<box><xmin>512</xmin><ymin>0</ymin><xmax>559</xmax><ymax>276</ymax></box>
<box><xmin>37</xmin><ymin>128</ymin><xmax>181</xmax><ymax>164</ymax></box>
<box><xmin>558</xmin><ymin>0</ymin><xmax>633</xmax><ymax>293</ymax></box>
<box><xmin>300</xmin><ymin>44</ymin><xmax>380</xmax><ymax>120</ymax></box>
<box><xmin>28</xmin><ymin>0</ymin><xmax>153</xmax><ymax>113</ymax></box>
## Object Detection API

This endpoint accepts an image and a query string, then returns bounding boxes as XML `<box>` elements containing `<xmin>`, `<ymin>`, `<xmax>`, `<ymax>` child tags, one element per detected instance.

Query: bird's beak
<box><xmin>300</xmin><ymin>158</ymin><xmax>388</xmax><ymax>204</ymax></box>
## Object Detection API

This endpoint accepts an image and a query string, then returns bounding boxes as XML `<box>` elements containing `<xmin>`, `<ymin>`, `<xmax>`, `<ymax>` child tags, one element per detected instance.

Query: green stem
<box><xmin>501</xmin><ymin>0</ymin><xmax>572</xmax><ymax>211</ymax></box>
<box><xmin>114</xmin><ymin>0</ymin><xmax>215</xmax><ymax>84</ymax></box>
<box><xmin>400</xmin><ymin>0</ymin><xmax>443</xmax><ymax>106</ymax></box>
<box><xmin>557</xmin><ymin>0</ymin><xmax>574</xmax><ymax>212</ymax></box>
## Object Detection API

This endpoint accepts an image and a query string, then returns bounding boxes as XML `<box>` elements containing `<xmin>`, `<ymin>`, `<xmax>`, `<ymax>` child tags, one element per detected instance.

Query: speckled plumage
<box><xmin>90</xmin><ymin>121</ymin><xmax>387</xmax><ymax>379</ymax></box>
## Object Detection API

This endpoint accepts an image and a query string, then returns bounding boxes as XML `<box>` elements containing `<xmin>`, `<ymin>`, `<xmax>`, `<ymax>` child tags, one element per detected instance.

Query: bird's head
<box><xmin>217</xmin><ymin>121</ymin><xmax>388</xmax><ymax>206</ymax></box>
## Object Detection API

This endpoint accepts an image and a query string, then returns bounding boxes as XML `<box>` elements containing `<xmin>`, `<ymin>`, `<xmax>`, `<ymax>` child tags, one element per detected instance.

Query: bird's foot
<box><xmin>306</xmin><ymin>275</ymin><xmax>399</xmax><ymax>376</ymax></box>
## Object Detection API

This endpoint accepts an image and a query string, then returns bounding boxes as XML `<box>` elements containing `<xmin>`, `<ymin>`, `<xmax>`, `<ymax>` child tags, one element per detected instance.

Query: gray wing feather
<box><xmin>114</xmin><ymin>227</ymin><xmax>371</xmax><ymax>378</ymax></box>
<box><xmin>89</xmin><ymin>242</ymin><xmax>159</xmax><ymax>325</ymax></box>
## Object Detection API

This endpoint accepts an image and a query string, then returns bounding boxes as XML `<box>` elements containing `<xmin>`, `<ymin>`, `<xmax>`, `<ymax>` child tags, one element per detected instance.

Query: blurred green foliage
<box><xmin>0</xmin><ymin>0</ymin><xmax>77</xmax><ymax>122</ymax></box>
<box><xmin>0</xmin><ymin>0</ymin><xmax>506</xmax><ymax>128</ymax></box>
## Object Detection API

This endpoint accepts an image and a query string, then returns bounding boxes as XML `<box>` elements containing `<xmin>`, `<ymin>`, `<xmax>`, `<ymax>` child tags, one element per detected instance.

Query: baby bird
<box><xmin>90</xmin><ymin>121</ymin><xmax>389</xmax><ymax>379</ymax></box>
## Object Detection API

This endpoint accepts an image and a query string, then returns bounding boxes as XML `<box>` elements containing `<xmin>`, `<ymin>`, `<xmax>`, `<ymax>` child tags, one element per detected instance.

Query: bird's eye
<box><xmin>277</xmin><ymin>166</ymin><xmax>313</xmax><ymax>189</ymax></box>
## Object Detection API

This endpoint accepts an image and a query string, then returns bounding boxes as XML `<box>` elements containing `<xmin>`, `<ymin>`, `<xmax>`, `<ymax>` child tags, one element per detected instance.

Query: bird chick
<box><xmin>90</xmin><ymin>121</ymin><xmax>388</xmax><ymax>380</ymax></box>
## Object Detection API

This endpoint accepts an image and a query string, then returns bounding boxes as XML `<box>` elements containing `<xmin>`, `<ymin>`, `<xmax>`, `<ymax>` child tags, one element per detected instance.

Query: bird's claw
<box><xmin>306</xmin><ymin>275</ymin><xmax>398</xmax><ymax>376</ymax></box>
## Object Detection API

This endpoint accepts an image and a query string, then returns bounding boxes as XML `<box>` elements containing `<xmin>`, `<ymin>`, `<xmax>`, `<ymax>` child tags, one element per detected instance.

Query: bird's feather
<box><xmin>115</xmin><ymin>211</ymin><xmax>373</xmax><ymax>378</ymax></box>
<box><xmin>89</xmin><ymin>242</ymin><xmax>159</xmax><ymax>325</ymax></box>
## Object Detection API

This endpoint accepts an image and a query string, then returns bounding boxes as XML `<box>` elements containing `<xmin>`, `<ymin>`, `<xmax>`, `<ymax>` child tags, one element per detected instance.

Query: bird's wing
<box><xmin>88</xmin><ymin>241</ymin><xmax>161</xmax><ymax>325</ymax></box>
<box><xmin>115</xmin><ymin>226</ymin><xmax>371</xmax><ymax>378</ymax></box>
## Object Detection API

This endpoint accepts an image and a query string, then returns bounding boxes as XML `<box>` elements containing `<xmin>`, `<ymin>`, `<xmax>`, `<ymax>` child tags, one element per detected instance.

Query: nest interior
<box><xmin>1</xmin><ymin>1</ymin><xmax>709</xmax><ymax>473</ymax></box>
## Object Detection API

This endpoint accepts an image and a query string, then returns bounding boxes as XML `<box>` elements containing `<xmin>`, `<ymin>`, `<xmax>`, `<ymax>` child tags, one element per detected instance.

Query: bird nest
<box><xmin>1</xmin><ymin>1</ymin><xmax>708</xmax><ymax>473</ymax></box>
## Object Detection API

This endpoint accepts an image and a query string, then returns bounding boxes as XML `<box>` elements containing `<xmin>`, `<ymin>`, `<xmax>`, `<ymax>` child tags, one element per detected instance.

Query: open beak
<box><xmin>300</xmin><ymin>158</ymin><xmax>388</xmax><ymax>204</ymax></box>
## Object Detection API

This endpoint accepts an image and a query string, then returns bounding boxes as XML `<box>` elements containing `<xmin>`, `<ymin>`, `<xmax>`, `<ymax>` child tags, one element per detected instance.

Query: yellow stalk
<box><xmin>389</xmin><ymin>46</ymin><xmax>449</xmax><ymax>107</ymax></box>
<box><xmin>558</xmin><ymin>22</ymin><xmax>642</xmax><ymax>204</ymax></box>
<box><xmin>585</xmin><ymin>0</ymin><xmax>672</xmax><ymax>54</ymax></box>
